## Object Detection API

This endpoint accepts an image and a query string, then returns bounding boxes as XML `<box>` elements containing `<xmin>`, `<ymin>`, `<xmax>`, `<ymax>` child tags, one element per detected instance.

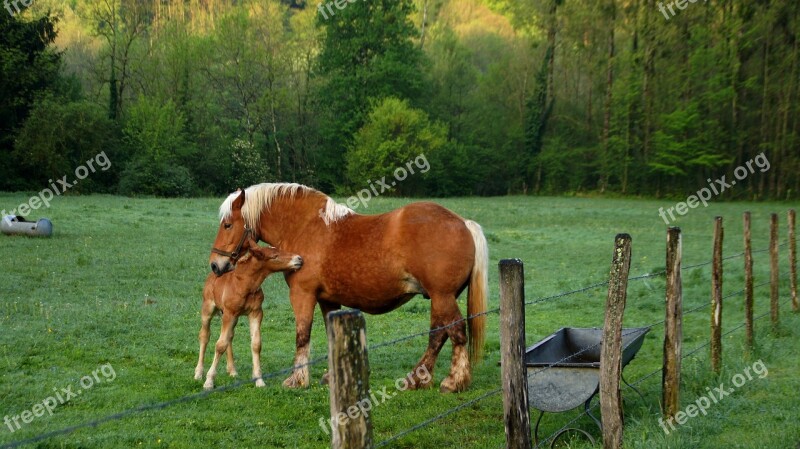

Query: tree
<box><xmin>346</xmin><ymin>97</ymin><xmax>446</xmax><ymax>196</ymax></box>
<box><xmin>0</xmin><ymin>8</ymin><xmax>61</xmax><ymax>190</ymax></box>
<box><xmin>14</xmin><ymin>97</ymin><xmax>120</xmax><ymax>192</ymax></box>
<box><xmin>118</xmin><ymin>96</ymin><xmax>196</xmax><ymax>196</ymax></box>
<box><xmin>316</xmin><ymin>0</ymin><xmax>425</xmax><ymax>190</ymax></box>
<box><xmin>83</xmin><ymin>0</ymin><xmax>150</xmax><ymax>120</ymax></box>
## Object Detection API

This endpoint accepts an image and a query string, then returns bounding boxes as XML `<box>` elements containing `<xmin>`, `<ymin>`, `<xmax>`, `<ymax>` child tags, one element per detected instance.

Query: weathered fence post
<box><xmin>770</xmin><ymin>213</ymin><xmax>780</xmax><ymax>329</ymax></box>
<box><xmin>789</xmin><ymin>209</ymin><xmax>797</xmax><ymax>312</ymax></box>
<box><xmin>499</xmin><ymin>259</ymin><xmax>532</xmax><ymax>449</ymax></box>
<box><xmin>743</xmin><ymin>212</ymin><xmax>754</xmax><ymax>348</ymax></box>
<box><xmin>600</xmin><ymin>234</ymin><xmax>632</xmax><ymax>449</ymax></box>
<box><xmin>662</xmin><ymin>227</ymin><xmax>682</xmax><ymax>420</ymax></box>
<box><xmin>710</xmin><ymin>217</ymin><xmax>723</xmax><ymax>374</ymax></box>
<box><xmin>326</xmin><ymin>310</ymin><xmax>374</xmax><ymax>449</ymax></box>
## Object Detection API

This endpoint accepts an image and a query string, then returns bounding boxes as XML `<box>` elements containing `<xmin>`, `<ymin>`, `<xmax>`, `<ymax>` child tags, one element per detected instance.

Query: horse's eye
<box><xmin>224</xmin><ymin>223</ymin><xmax>233</xmax><ymax>230</ymax></box>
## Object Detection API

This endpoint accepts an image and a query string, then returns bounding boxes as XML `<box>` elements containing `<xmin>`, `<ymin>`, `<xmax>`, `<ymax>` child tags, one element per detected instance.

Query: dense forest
<box><xmin>1</xmin><ymin>0</ymin><xmax>798</xmax><ymax>199</ymax></box>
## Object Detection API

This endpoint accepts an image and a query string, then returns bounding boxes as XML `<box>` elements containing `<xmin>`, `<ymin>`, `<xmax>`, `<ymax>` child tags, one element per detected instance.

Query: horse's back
<box><xmin>321</xmin><ymin>201</ymin><xmax>475</xmax><ymax>301</ymax></box>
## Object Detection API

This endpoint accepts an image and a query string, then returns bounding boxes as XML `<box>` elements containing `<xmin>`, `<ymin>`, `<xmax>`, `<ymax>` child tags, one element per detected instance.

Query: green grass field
<box><xmin>1</xmin><ymin>193</ymin><xmax>798</xmax><ymax>449</ymax></box>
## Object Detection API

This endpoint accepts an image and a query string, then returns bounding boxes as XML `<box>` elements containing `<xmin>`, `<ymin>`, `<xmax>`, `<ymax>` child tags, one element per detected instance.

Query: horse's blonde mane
<box><xmin>219</xmin><ymin>183</ymin><xmax>353</xmax><ymax>228</ymax></box>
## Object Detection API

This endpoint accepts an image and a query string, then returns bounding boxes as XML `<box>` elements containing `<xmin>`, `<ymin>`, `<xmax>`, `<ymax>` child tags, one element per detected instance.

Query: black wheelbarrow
<box><xmin>525</xmin><ymin>327</ymin><xmax>650</xmax><ymax>447</ymax></box>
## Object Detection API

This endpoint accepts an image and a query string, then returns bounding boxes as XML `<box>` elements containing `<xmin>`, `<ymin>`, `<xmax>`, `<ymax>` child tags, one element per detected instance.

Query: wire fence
<box><xmin>533</xmin><ymin>294</ymin><xmax>793</xmax><ymax>449</ymax></box>
<box><xmin>1</xmin><ymin>237</ymin><xmax>793</xmax><ymax>449</ymax></box>
<box><xmin>371</xmin><ymin>240</ymin><xmax>790</xmax><ymax>447</ymax></box>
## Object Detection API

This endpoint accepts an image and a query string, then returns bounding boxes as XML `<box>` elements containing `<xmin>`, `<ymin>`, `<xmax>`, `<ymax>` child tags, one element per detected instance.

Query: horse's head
<box><xmin>209</xmin><ymin>189</ymin><xmax>250</xmax><ymax>276</ymax></box>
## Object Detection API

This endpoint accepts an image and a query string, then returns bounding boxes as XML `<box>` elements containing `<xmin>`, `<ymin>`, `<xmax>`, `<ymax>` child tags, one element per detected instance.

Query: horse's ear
<box><xmin>232</xmin><ymin>189</ymin><xmax>245</xmax><ymax>211</ymax></box>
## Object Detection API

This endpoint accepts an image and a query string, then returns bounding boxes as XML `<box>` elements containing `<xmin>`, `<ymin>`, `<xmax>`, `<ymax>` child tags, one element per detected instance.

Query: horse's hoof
<box><xmin>228</xmin><ymin>371</ymin><xmax>238</xmax><ymax>378</ymax></box>
<box><xmin>254</xmin><ymin>378</ymin><xmax>266</xmax><ymax>388</ymax></box>
<box><xmin>282</xmin><ymin>375</ymin><xmax>308</xmax><ymax>388</ymax></box>
<box><xmin>404</xmin><ymin>367</ymin><xmax>433</xmax><ymax>390</ymax></box>
<box><xmin>203</xmin><ymin>381</ymin><xmax>214</xmax><ymax>390</ymax></box>
<box><xmin>439</xmin><ymin>376</ymin><xmax>469</xmax><ymax>393</ymax></box>
<box><xmin>320</xmin><ymin>372</ymin><xmax>330</xmax><ymax>385</ymax></box>
<box><xmin>405</xmin><ymin>376</ymin><xmax>433</xmax><ymax>390</ymax></box>
<box><xmin>194</xmin><ymin>369</ymin><xmax>203</xmax><ymax>381</ymax></box>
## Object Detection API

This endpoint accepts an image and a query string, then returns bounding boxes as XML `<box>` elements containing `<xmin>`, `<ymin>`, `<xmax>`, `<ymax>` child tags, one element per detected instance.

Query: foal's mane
<box><xmin>219</xmin><ymin>183</ymin><xmax>353</xmax><ymax>228</ymax></box>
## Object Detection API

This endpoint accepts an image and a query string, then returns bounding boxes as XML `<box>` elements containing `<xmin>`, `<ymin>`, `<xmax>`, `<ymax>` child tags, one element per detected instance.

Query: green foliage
<box><xmin>0</xmin><ymin>8</ymin><xmax>62</xmax><ymax>190</ymax></box>
<box><xmin>346</xmin><ymin>98</ymin><xmax>446</xmax><ymax>195</ymax></box>
<box><xmin>117</xmin><ymin>158</ymin><xmax>194</xmax><ymax>197</ymax></box>
<box><xmin>118</xmin><ymin>96</ymin><xmax>197</xmax><ymax>196</ymax></box>
<box><xmin>2</xmin><ymin>0</ymin><xmax>799</xmax><ymax>199</ymax></box>
<box><xmin>123</xmin><ymin>96</ymin><xmax>194</xmax><ymax>165</ymax></box>
<box><xmin>316</xmin><ymin>0</ymin><xmax>425</xmax><ymax>189</ymax></box>
<box><xmin>13</xmin><ymin>96</ymin><xmax>121</xmax><ymax>193</ymax></box>
<box><xmin>230</xmin><ymin>138</ymin><xmax>271</xmax><ymax>189</ymax></box>
<box><xmin>649</xmin><ymin>102</ymin><xmax>731</xmax><ymax>179</ymax></box>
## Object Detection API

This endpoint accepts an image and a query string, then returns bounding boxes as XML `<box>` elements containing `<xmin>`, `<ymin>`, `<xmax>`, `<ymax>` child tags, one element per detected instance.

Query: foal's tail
<box><xmin>464</xmin><ymin>220</ymin><xmax>488</xmax><ymax>364</ymax></box>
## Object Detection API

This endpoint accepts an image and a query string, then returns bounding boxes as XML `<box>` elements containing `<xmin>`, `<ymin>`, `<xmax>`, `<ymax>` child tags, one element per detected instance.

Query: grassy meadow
<box><xmin>0</xmin><ymin>193</ymin><xmax>798</xmax><ymax>448</ymax></box>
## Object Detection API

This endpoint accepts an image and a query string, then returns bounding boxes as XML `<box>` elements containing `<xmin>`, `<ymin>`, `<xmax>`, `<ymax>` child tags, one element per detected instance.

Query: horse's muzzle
<box><xmin>210</xmin><ymin>260</ymin><xmax>233</xmax><ymax>277</ymax></box>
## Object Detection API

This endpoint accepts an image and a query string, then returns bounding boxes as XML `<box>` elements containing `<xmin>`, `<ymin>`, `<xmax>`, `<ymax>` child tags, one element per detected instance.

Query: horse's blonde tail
<box><xmin>464</xmin><ymin>219</ymin><xmax>488</xmax><ymax>364</ymax></box>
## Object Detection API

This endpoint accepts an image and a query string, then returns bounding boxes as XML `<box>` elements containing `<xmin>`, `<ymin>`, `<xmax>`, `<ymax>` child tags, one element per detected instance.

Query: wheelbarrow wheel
<box><xmin>534</xmin><ymin>408</ymin><xmax>598</xmax><ymax>449</ymax></box>
<box><xmin>550</xmin><ymin>427</ymin><xmax>596</xmax><ymax>448</ymax></box>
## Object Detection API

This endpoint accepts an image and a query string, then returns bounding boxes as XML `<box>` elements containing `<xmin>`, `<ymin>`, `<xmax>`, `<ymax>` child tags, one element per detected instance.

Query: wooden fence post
<box><xmin>770</xmin><ymin>213</ymin><xmax>779</xmax><ymax>329</ymax></box>
<box><xmin>600</xmin><ymin>234</ymin><xmax>632</xmax><ymax>449</ymax></box>
<box><xmin>711</xmin><ymin>217</ymin><xmax>723</xmax><ymax>374</ymax></box>
<box><xmin>743</xmin><ymin>212</ymin><xmax>754</xmax><ymax>348</ymax></box>
<box><xmin>499</xmin><ymin>259</ymin><xmax>532</xmax><ymax>449</ymax></box>
<box><xmin>662</xmin><ymin>227</ymin><xmax>682</xmax><ymax>420</ymax></box>
<box><xmin>326</xmin><ymin>310</ymin><xmax>373</xmax><ymax>449</ymax></box>
<box><xmin>789</xmin><ymin>209</ymin><xmax>797</xmax><ymax>312</ymax></box>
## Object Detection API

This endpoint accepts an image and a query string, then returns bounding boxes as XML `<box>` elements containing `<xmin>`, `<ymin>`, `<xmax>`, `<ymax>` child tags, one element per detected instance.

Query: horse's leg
<box><xmin>249</xmin><ymin>307</ymin><xmax>266</xmax><ymax>387</ymax></box>
<box><xmin>438</xmin><ymin>296</ymin><xmax>471</xmax><ymax>393</ymax></box>
<box><xmin>194</xmin><ymin>301</ymin><xmax>215</xmax><ymax>380</ymax></box>
<box><xmin>407</xmin><ymin>324</ymin><xmax>448</xmax><ymax>390</ymax></box>
<box><xmin>283</xmin><ymin>291</ymin><xmax>316</xmax><ymax>388</ymax></box>
<box><xmin>204</xmin><ymin>312</ymin><xmax>237</xmax><ymax>390</ymax></box>
<box><xmin>318</xmin><ymin>299</ymin><xmax>341</xmax><ymax>385</ymax></box>
<box><xmin>407</xmin><ymin>304</ymin><xmax>450</xmax><ymax>390</ymax></box>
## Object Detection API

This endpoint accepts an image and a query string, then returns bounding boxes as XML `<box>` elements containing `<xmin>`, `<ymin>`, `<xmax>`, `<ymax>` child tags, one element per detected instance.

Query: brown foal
<box><xmin>195</xmin><ymin>238</ymin><xmax>303</xmax><ymax>389</ymax></box>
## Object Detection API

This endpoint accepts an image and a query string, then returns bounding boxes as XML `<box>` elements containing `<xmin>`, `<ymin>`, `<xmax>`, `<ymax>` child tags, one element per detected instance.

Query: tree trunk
<box><xmin>601</xmin><ymin>0</ymin><xmax>616</xmax><ymax>192</ymax></box>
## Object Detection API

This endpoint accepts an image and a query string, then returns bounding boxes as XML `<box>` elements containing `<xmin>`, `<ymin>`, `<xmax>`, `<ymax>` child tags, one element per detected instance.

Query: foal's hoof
<box><xmin>254</xmin><ymin>378</ymin><xmax>266</xmax><ymax>388</ymax></box>
<box><xmin>228</xmin><ymin>370</ymin><xmax>238</xmax><ymax>378</ymax></box>
<box><xmin>320</xmin><ymin>372</ymin><xmax>330</xmax><ymax>385</ymax></box>
<box><xmin>194</xmin><ymin>368</ymin><xmax>204</xmax><ymax>381</ymax></box>
<box><xmin>203</xmin><ymin>381</ymin><xmax>214</xmax><ymax>390</ymax></box>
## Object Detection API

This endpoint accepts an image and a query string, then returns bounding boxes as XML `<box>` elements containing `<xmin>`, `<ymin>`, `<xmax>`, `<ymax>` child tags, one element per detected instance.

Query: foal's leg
<box><xmin>249</xmin><ymin>307</ymin><xmax>266</xmax><ymax>387</ymax></box>
<box><xmin>204</xmin><ymin>312</ymin><xmax>238</xmax><ymax>390</ymax></box>
<box><xmin>194</xmin><ymin>300</ymin><xmax>216</xmax><ymax>380</ymax></box>
<box><xmin>226</xmin><ymin>326</ymin><xmax>238</xmax><ymax>378</ymax></box>
<box><xmin>283</xmin><ymin>292</ymin><xmax>316</xmax><ymax>388</ymax></box>
<box><xmin>318</xmin><ymin>300</ymin><xmax>341</xmax><ymax>385</ymax></box>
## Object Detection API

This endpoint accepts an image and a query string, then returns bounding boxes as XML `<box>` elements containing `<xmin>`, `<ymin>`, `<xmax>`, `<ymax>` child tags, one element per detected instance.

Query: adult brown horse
<box><xmin>208</xmin><ymin>183</ymin><xmax>487</xmax><ymax>392</ymax></box>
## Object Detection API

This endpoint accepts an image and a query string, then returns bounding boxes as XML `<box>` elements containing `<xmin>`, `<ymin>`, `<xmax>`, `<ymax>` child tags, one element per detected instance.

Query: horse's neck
<box><xmin>262</xmin><ymin>194</ymin><xmax>328</xmax><ymax>243</ymax></box>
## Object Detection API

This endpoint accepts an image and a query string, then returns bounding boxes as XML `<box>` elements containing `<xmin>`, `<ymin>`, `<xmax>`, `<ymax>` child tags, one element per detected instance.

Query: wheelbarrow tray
<box><xmin>524</xmin><ymin>327</ymin><xmax>649</xmax><ymax>413</ymax></box>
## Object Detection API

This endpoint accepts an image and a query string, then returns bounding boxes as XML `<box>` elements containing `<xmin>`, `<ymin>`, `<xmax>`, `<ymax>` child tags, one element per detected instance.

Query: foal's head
<box><xmin>236</xmin><ymin>238</ymin><xmax>304</xmax><ymax>276</ymax></box>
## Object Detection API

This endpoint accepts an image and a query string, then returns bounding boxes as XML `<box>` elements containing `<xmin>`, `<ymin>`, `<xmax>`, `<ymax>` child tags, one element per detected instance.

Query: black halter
<box><xmin>210</xmin><ymin>225</ymin><xmax>253</xmax><ymax>262</ymax></box>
